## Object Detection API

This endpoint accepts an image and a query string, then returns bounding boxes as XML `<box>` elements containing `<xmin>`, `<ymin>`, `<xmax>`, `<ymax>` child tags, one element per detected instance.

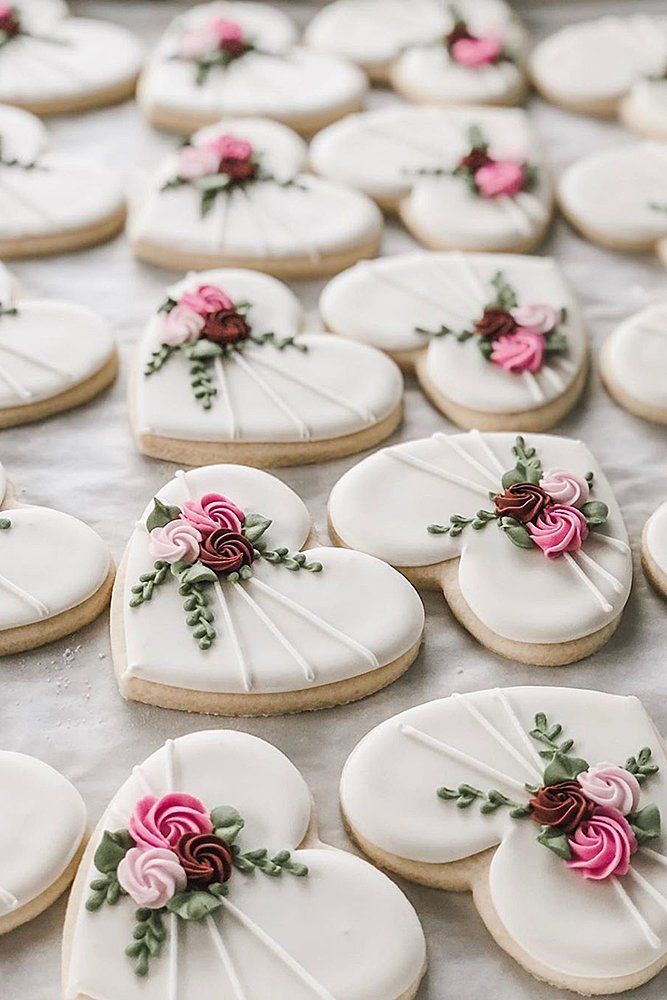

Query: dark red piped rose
<box><xmin>199</xmin><ymin>529</ymin><xmax>254</xmax><ymax>574</ymax></box>
<box><xmin>202</xmin><ymin>308</ymin><xmax>250</xmax><ymax>345</ymax></box>
<box><xmin>494</xmin><ymin>483</ymin><xmax>550</xmax><ymax>524</ymax></box>
<box><xmin>177</xmin><ymin>833</ymin><xmax>233</xmax><ymax>889</ymax></box>
<box><xmin>0</xmin><ymin>6</ymin><xmax>20</xmax><ymax>37</ymax></box>
<box><xmin>475</xmin><ymin>307</ymin><xmax>516</xmax><ymax>340</ymax></box>
<box><xmin>219</xmin><ymin>154</ymin><xmax>256</xmax><ymax>182</ymax></box>
<box><xmin>529</xmin><ymin>782</ymin><xmax>595</xmax><ymax>834</ymax></box>
<box><xmin>457</xmin><ymin>147</ymin><xmax>493</xmax><ymax>176</ymax></box>
<box><xmin>445</xmin><ymin>21</ymin><xmax>472</xmax><ymax>47</ymax></box>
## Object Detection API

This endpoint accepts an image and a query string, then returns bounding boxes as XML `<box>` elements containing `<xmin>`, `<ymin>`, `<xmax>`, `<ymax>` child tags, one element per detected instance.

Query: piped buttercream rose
<box><xmin>198</xmin><ymin>528</ymin><xmax>255</xmax><ymax>574</ymax></box>
<box><xmin>202</xmin><ymin>308</ymin><xmax>250</xmax><ymax>344</ymax></box>
<box><xmin>577</xmin><ymin>764</ymin><xmax>641</xmax><ymax>815</ymax></box>
<box><xmin>129</xmin><ymin>793</ymin><xmax>213</xmax><ymax>851</ymax></box>
<box><xmin>529</xmin><ymin>781</ymin><xmax>595</xmax><ymax>833</ymax></box>
<box><xmin>451</xmin><ymin>36</ymin><xmax>502</xmax><ymax>67</ymax></box>
<box><xmin>117</xmin><ymin>847</ymin><xmax>187</xmax><ymax>908</ymax></box>
<box><xmin>179</xmin><ymin>284</ymin><xmax>234</xmax><ymax>316</ymax></box>
<box><xmin>475</xmin><ymin>161</ymin><xmax>526</xmax><ymax>198</ymax></box>
<box><xmin>181</xmin><ymin>493</ymin><xmax>245</xmax><ymax>537</ymax></box>
<box><xmin>494</xmin><ymin>482</ymin><xmax>550</xmax><ymax>524</ymax></box>
<box><xmin>475</xmin><ymin>307</ymin><xmax>516</xmax><ymax>339</ymax></box>
<box><xmin>566</xmin><ymin>806</ymin><xmax>637</xmax><ymax>880</ymax></box>
<box><xmin>180</xmin><ymin>16</ymin><xmax>247</xmax><ymax>61</ymax></box>
<box><xmin>490</xmin><ymin>329</ymin><xmax>545</xmax><ymax>373</ymax></box>
<box><xmin>209</xmin><ymin>134</ymin><xmax>256</xmax><ymax>181</ymax></box>
<box><xmin>148</xmin><ymin>520</ymin><xmax>202</xmax><ymax>565</ymax></box>
<box><xmin>527</xmin><ymin>504</ymin><xmax>589</xmax><ymax>558</ymax></box>
<box><xmin>539</xmin><ymin>469</ymin><xmax>590</xmax><ymax>508</ymax></box>
<box><xmin>176</xmin><ymin>833</ymin><xmax>233</xmax><ymax>889</ymax></box>
<box><xmin>159</xmin><ymin>304</ymin><xmax>205</xmax><ymax>347</ymax></box>
<box><xmin>0</xmin><ymin>3</ymin><xmax>19</xmax><ymax>37</ymax></box>
<box><xmin>510</xmin><ymin>303</ymin><xmax>558</xmax><ymax>334</ymax></box>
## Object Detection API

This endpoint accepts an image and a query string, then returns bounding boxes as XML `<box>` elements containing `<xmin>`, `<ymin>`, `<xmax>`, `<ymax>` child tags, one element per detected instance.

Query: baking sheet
<box><xmin>2</xmin><ymin>1</ymin><xmax>667</xmax><ymax>997</ymax></box>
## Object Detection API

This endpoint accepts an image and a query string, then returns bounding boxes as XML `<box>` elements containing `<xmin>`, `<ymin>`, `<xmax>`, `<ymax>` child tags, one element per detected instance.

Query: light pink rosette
<box><xmin>129</xmin><ymin>793</ymin><xmax>213</xmax><ymax>851</ymax></box>
<box><xmin>181</xmin><ymin>493</ymin><xmax>246</xmax><ymax>537</ymax></box>
<box><xmin>148</xmin><ymin>519</ymin><xmax>202</xmax><ymax>565</ymax></box>
<box><xmin>475</xmin><ymin>160</ymin><xmax>525</xmax><ymax>198</ymax></box>
<box><xmin>179</xmin><ymin>23</ymin><xmax>219</xmax><ymax>59</ymax></box>
<box><xmin>0</xmin><ymin>3</ymin><xmax>13</xmax><ymax>18</ymax></box>
<box><xmin>159</xmin><ymin>304</ymin><xmax>205</xmax><ymax>347</ymax></box>
<box><xmin>510</xmin><ymin>304</ymin><xmax>558</xmax><ymax>334</ymax></box>
<box><xmin>177</xmin><ymin>143</ymin><xmax>220</xmax><ymax>180</ymax></box>
<box><xmin>211</xmin><ymin>17</ymin><xmax>244</xmax><ymax>46</ymax></box>
<box><xmin>451</xmin><ymin>36</ymin><xmax>502</xmax><ymax>67</ymax></box>
<box><xmin>117</xmin><ymin>847</ymin><xmax>186</xmax><ymax>908</ymax></box>
<box><xmin>490</xmin><ymin>329</ymin><xmax>545</xmax><ymax>373</ymax></box>
<box><xmin>208</xmin><ymin>134</ymin><xmax>253</xmax><ymax>162</ymax></box>
<box><xmin>527</xmin><ymin>504</ymin><xmax>589</xmax><ymax>558</ymax></box>
<box><xmin>577</xmin><ymin>764</ymin><xmax>641</xmax><ymax>816</ymax></box>
<box><xmin>539</xmin><ymin>468</ymin><xmax>590</xmax><ymax>508</ymax></box>
<box><xmin>566</xmin><ymin>806</ymin><xmax>637</xmax><ymax>880</ymax></box>
<box><xmin>179</xmin><ymin>284</ymin><xmax>234</xmax><ymax>316</ymax></box>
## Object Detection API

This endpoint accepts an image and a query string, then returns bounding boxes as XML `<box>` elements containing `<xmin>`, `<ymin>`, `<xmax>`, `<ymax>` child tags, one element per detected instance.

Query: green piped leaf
<box><xmin>536</xmin><ymin>825</ymin><xmax>572</xmax><ymax>860</ymax></box>
<box><xmin>629</xmin><ymin>803</ymin><xmax>661</xmax><ymax>843</ymax></box>
<box><xmin>580</xmin><ymin>500</ymin><xmax>608</xmax><ymax>528</ymax></box>
<box><xmin>166</xmin><ymin>890</ymin><xmax>224</xmax><ymax>921</ymax></box>
<box><xmin>542</xmin><ymin>752</ymin><xmax>589</xmax><ymax>786</ymax></box>
<box><xmin>93</xmin><ymin>829</ymin><xmax>134</xmax><ymax>875</ymax></box>
<box><xmin>146</xmin><ymin>498</ymin><xmax>182</xmax><ymax>532</ymax></box>
<box><xmin>211</xmin><ymin>805</ymin><xmax>245</xmax><ymax>845</ymax></box>
<box><xmin>243</xmin><ymin>513</ymin><xmax>272</xmax><ymax>543</ymax></box>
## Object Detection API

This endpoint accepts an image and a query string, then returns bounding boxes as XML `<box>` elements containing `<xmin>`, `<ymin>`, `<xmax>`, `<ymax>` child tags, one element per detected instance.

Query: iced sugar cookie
<box><xmin>129</xmin><ymin>118</ymin><xmax>382</xmax><ymax>276</ymax></box>
<box><xmin>305</xmin><ymin>0</ymin><xmax>527</xmax><ymax>105</ymax></box>
<box><xmin>138</xmin><ymin>0</ymin><xmax>366</xmax><ymax>137</ymax></box>
<box><xmin>642</xmin><ymin>501</ymin><xmax>667</xmax><ymax>598</ymax></box>
<box><xmin>0</xmin><ymin>470</ymin><xmax>114</xmax><ymax>655</ymax></box>
<box><xmin>329</xmin><ymin>431</ymin><xmax>632</xmax><ymax>666</ymax></box>
<box><xmin>559</xmin><ymin>142</ymin><xmax>667</xmax><ymax>262</ymax></box>
<box><xmin>320</xmin><ymin>252</ymin><xmax>587</xmax><ymax>431</ymax></box>
<box><xmin>112</xmin><ymin>464</ymin><xmax>424</xmax><ymax>715</ymax></box>
<box><xmin>0</xmin><ymin>272</ymin><xmax>117</xmax><ymax>428</ymax></box>
<box><xmin>600</xmin><ymin>303</ymin><xmax>667</xmax><ymax>424</ymax></box>
<box><xmin>0</xmin><ymin>750</ymin><xmax>86</xmax><ymax>934</ymax></box>
<box><xmin>621</xmin><ymin>79</ymin><xmax>667</xmax><ymax>142</ymax></box>
<box><xmin>341</xmin><ymin>686</ymin><xmax>667</xmax><ymax>995</ymax></box>
<box><xmin>63</xmin><ymin>730</ymin><xmax>427</xmax><ymax>999</ymax></box>
<box><xmin>310</xmin><ymin>106</ymin><xmax>552</xmax><ymax>253</ymax></box>
<box><xmin>0</xmin><ymin>104</ymin><xmax>125</xmax><ymax>258</ymax></box>
<box><xmin>132</xmin><ymin>268</ymin><xmax>402</xmax><ymax>467</ymax></box>
<box><xmin>0</xmin><ymin>1</ymin><xmax>142</xmax><ymax>115</ymax></box>
<box><xmin>531</xmin><ymin>15</ymin><xmax>667</xmax><ymax>121</ymax></box>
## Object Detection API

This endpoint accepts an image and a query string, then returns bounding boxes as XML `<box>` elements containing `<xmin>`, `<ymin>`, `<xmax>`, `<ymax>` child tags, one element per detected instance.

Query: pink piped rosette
<box><xmin>445</xmin><ymin>13</ymin><xmax>507</xmax><ymax>69</ymax></box>
<box><xmin>489</xmin><ymin>303</ymin><xmax>559</xmax><ymax>375</ymax></box>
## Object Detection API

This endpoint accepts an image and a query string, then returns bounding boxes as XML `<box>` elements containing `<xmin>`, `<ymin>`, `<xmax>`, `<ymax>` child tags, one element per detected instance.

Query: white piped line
<box><xmin>563</xmin><ymin>552</ymin><xmax>613</xmax><ymax>613</ymax></box>
<box><xmin>213</xmin><ymin>581</ymin><xmax>252</xmax><ymax>692</ymax></box>
<box><xmin>591</xmin><ymin>533</ymin><xmax>631</xmax><ymax>555</ymax></box>
<box><xmin>389</xmin><ymin>450</ymin><xmax>490</xmax><ymax>498</ymax></box>
<box><xmin>433</xmin><ymin>433</ymin><xmax>500</xmax><ymax>489</ymax></box>
<box><xmin>575</xmin><ymin>549</ymin><xmax>624</xmax><ymax>593</ymax></box>
<box><xmin>611</xmin><ymin>877</ymin><xmax>661</xmax><ymax>950</ymax></box>
<box><xmin>0</xmin><ymin>339</ymin><xmax>74</xmax><ymax>378</ymax></box>
<box><xmin>627</xmin><ymin>866</ymin><xmax>667</xmax><ymax>916</ymax></box>
<box><xmin>0</xmin><ymin>572</ymin><xmax>49</xmax><ymax>617</ymax></box>
<box><xmin>641</xmin><ymin>847</ymin><xmax>667</xmax><ymax>868</ymax></box>
<box><xmin>541</xmin><ymin>366</ymin><xmax>565</xmax><ymax>392</ymax></box>
<box><xmin>214</xmin><ymin>356</ymin><xmax>238</xmax><ymax>440</ymax></box>
<box><xmin>0</xmin><ymin>360</ymin><xmax>32</xmax><ymax>399</ymax></box>
<box><xmin>495</xmin><ymin>689</ymin><xmax>545</xmax><ymax>770</ymax></box>
<box><xmin>206</xmin><ymin>915</ymin><xmax>248</xmax><ymax>1000</ymax></box>
<box><xmin>522</xmin><ymin>370</ymin><xmax>545</xmax><ymax>403</ymax></box>
<box><xmin>132</xmin><ymin>764</ymin><xmax>156</xmax><ymax>798</ymax></box>
<box><xmin>452</xmin><ymin>693</ymin><xmax>542</xmax><ymax>782</ymax></box>
<box><xmin>468</xmin><ymin>429</ymin><xmax>506</xmax><ymax>476</ymax></box>
<box><xmin>0</xmin><ymin>886</ymin><xmax>18</xmax><ymax>915</ymax></box>
<box><xmin>232</xmin><ymin>352</ymin><xmax>310</xmax><ymax>440</ymax></box>
<box><xmin>232</xmin><ymin>580</ymin><xmax>315</xmax><ymax>683</ymax></box>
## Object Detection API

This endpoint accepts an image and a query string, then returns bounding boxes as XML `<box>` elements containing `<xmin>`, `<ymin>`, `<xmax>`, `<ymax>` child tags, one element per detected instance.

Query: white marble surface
<box><xmin>2</xmin><ymin>1</ymin><xmax>667</xmax><ymax>998</ymax></box>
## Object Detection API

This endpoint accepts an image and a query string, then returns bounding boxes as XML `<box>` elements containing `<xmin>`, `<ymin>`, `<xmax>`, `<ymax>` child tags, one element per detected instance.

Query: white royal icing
<box><xmin>305</xmin><ymin>0</ymin><xmax>526</xmax><ymax>106</ymax></box>
<box><xmin>623</xmin><ymin>78</ymin><xmax>667</xmax><ymax>140</ymax></box>
<box><xmin>603</xmin><ymin>302</ymin><xmax>667</xmax><ymax>414</ymax></box>
<box><xmin>559</xmin><ymin>141</ymin><xmax>667</xmax><ymax>249</ymax></box>
<box><xmin>0</xmin><ymin>750</ymin><xmax>85</xmax><ymax>917</ymax></box>
<box><xmin>320</xmin><ymin>252</ymin><xmax>585</xmax><ymax>414</ymax></box>
<box><xmin>328</xmin><ymin>431</ymin><xmax>632</xmax><ymax>644</ymax></box>
<box><xmin>0</xmin><ymin>505</ymin><xmax>111</xmax><ymax>630</ymax></box>
<box><xmin>139</xmin><ymin>1</ymin><xmax>366</xmax><ymax>129</ymax></box>
<box><xmin>310</xmin><ymin>105</ymin><xmax>551</xmax><ymax>251</ymax></box>
<box><xmin>0</xmin><ymin>299</ymin><xmax>115</xmax><ymax>410</ymax></box>
<box><xmin>531</xmin><ymin>15</ymin><xmax>667</xmax><ymax>110</ymax></box>
<box><xmin>0</xmin><ymin>460</ymin><xmax>6</xmax><ymax>506</ymax></box>
<box><xmin>136</xmin><ymin>268</ymin><xmax>402</xmax><ymax>444</ymax></box>
<box><xmin>341</xmin><ymin>686</ymin><xmax>667</xmax><ymax>983</ymax></box>
<box><xmin>121</xmin><ymin>464</ymin><xmax>424</xmax><ymax>694</ymax></box>
<box><xmin>0</xmin><ymin>260</ymin><xmax>13</xmax><ymax>304</ymax></box>
<box><xmin>645</xmin><ymin>501</ymin><xmax>667</xmax><ymax>581</ymax></box>
<box><xmin>0</xmin><ymin>104</ymin><xmax>125</xmax><ymax>240</ymax></box>
<box><xmin>65</xmin><ymin>730</ymin><xmax>426</xmax><ymax>999</ymax></box>
<box><xmin>0</xmin><ymin>0</ymin><xmax>142</xmax><ymax>107</ymax></box>
<box><xmin>129</xmin><ymin>117</ymin><xmax>382</xmax><ymax>264</ymax></box>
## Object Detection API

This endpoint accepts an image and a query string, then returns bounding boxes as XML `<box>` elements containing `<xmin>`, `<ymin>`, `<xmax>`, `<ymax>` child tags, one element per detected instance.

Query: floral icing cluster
<box><xmin>87</xmin><ymin>791</ymin><xmax>308</xmax><ymax>977</ymax></box>
<box><xmin>429</xmin><ymin>435</ymin><xmax>610</xmax><ymax>559</ymax></box>
<box><xmin>130</xmin><ymin>492</ymin><xmax>322</xmax><ymax>649</ymax></box>
<box><xmin>453</xmin><ymin>125</ymin><xmax>536</xmax><ymax>199</ymax></box>
<box><xmin>444</xmin><ymin>6</ymin><xmax>510</xmax><ymax>68</ymax></box>
<box><xmin>178</xmin><ymin>16</ymin><xmax>253</xmax><ymax>84</ymax></box>
<box><xmin>144</xmin><ymin>282</ymin><xmax>306</xmax><ymax>409</ymax></box>
<box><xmin>0</xmin><ymin>3</ymin><xmax>20</xmax><ymax>44</ymax></box>
<box><xmin>438</xmin><ymin>711</ymin><xmax>661</xmax><ymax>880</ymax></box>
<box><xmin>416</xmin><ymin>271</ymin><xmax>567</xmax><ymax>375</ymax></box>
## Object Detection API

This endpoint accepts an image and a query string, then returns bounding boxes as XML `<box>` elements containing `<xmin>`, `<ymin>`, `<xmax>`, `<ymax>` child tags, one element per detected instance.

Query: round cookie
<box><xmin>642</xmin><ymin>501</ymin><xmax>667</xmax><ymax>598</ymax></box>
<box><xmin>530</xmin><ymin>15</ymin><xmax>667</xmax><ymax>119</ymax></box>
<box><xmin>138</xmin><ymin>0</ymin><xmax>367</xmax><ymax>137</ymax></box>
<box><xmin>0</xmin><ymin>104</ymin><xmax>126</xmax><ymax>259</ymax></box>
<box><xmin>328</xmin><ymin>431</ymin><xmax>632</xmax><ymax>666</ymax></box>
<box><xmin>0</xmin><ymin>750</ymin><xmax>86</xmax><ymax>934</ymax></box>
<box><xmin>320</xmin><ymin>251</ymin><xmax>587</xmax><ymax>431</ymax></box>
<box><xmin>305</xmin><ymin>0</ymin><xmax>527</xmax><ymax>105</ymax></box>
<box><xmin>112</xmin><ymin>464</ymin><xmax>424</xmax><ymax>715</ymax></box>
<box><xmin>620</xmin><ymin>79</ymin><xmax>667</xmax><ymax>142</ymax></box>
<box><xmin>132</xmin><ymin>268</ymin><xmax>403</xmax><ymax>467</ymax></box>
<box><xmin>0</xmin><ymin>0</ymin><xmax>142</xmax><ymax>115</ymax></box>
<box><xmin>310</xmin><ymin>106</ymin><xmax>552</xmax><ymax>253</ymax></box>
<box><xmin>129</xmin><ymin>117</ymin><xmax>382</xmax><ymax>277</ymax></box>
<box><xmin>600</xmin><ymin>303</ymin><xmax>667</xmax><ymax>423</ymax></box>
<box><xmin>340</xmin><ymin>686</ymin><xmax>667</xmax><ymax>995</ymax></box>
<box><xmin>63</xmin><ymin>730</ymin><xmax>427</xmax><ymax>999</ymax></box>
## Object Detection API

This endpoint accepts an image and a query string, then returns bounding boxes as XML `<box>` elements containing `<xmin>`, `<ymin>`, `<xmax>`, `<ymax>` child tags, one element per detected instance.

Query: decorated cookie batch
<box><xmin>2</xmin><ymin>2</ymin><xmax>667</xmax><ymax>999</ymax></box>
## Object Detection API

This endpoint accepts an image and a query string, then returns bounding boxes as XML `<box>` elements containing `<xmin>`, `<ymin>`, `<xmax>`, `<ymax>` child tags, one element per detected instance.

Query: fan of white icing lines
<box><xmin>112</xmin><ymin>464</ymin><xmax>424</xmax><ymax>715</ymax></box>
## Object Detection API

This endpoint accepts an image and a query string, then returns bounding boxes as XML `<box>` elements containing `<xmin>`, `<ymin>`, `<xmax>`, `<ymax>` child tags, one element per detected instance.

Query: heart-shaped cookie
<box><xmin>131</xmin><ymin>267</ymin><xmax>403</xmax><ymax>466</ymax></box>
<box><xmin>0</xmin><ymin>268</ymin><xmax>117</xmax><ymax>427</ymax></box>
<box><xmin>559</xmin><ymin>142</ymin><xmax>667</xmax><ymax>266</ymax></box>
<box><xmin>530</xmin><ymin>14</ymin><xmax>667</xmax><ymax>138</ymax></box>
<box><xmin>341</xmin><ymin>686</ymin><xmax>667</xmax><ymax>995</ymax></box>
<box><xmin>600</xmin><ymin>303</ymin><xmax>667</xmax><ymax>424</ymax></box>
<box><xmin>129</xmin><ymin>117</ymin><xmax>382</xmax><ymax>277</ymax></box>
<box><xmin>305</xmin><ymin>0</ymin><xmax>527</xmax><ymax>104</ymax></box>
<box><xmin>0</xmin><ymin>0</ymin><xmax>142</xmax><ymax>115</ymax></box>
<box><xmin>63</xmin><ymin>729</ymin><xmax>427</xmax><ymax>999</ymax></box>
<box><xmin>112</xmin><ymin>463</ymin><xmax>424</xmax><ymax>715</ymax></box>
<box><xmin>138</xmin><ymin>0</ymin><xmax>367</xmax><ymax>136</ymax></box>
<box><xmin>320</xmin><ymin>251</ymin><xmax>588</xmax><ymax>431</ymax></box>
<box><xmin>0</xmin><ymin>468</ymin><xmax>114</xmax><ymax>654</ymax></box>
<box><xmin>310</xmin><ymin>105</ymin><xmax>552</xmax><ymax>253</ymax></box>
<box><xmin>0</xmin><ymin>749</ymin><xmax>86</xmax><ymax>934</ymax></box>
<box><xmin>328</xmin><ymin>431</ymin><xmax>632</xmax><ymax>665</ymax></box>
<box><xmin>0</xmin><ymin>104</ymin><xmax>126</xmax><ymax>258</ymax></box>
